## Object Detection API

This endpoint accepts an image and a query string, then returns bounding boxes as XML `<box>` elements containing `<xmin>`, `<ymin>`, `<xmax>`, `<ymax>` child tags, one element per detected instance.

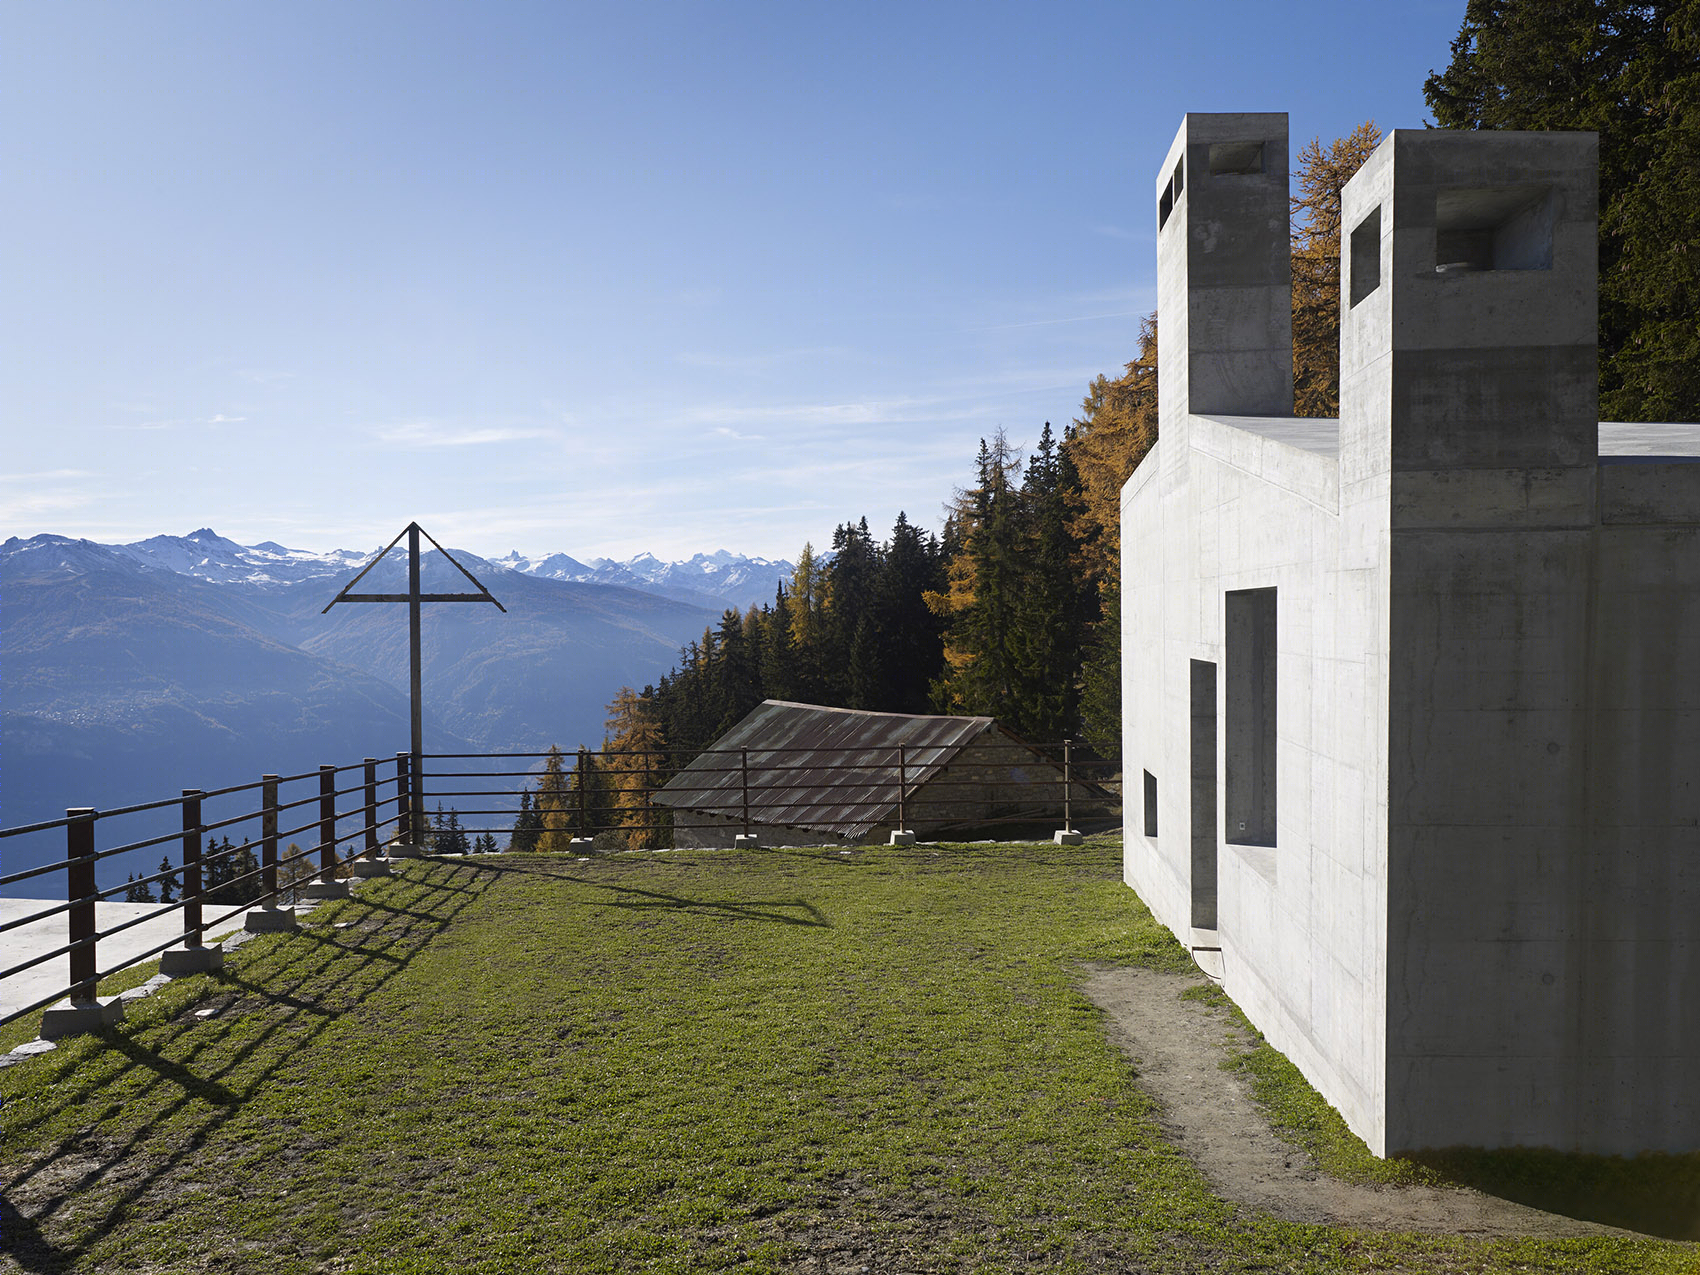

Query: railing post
<box><xmin>1064</xmin><ymin>738</ymin><xmax>1073</xmax><ymax>831</ymax></box>
<box><xmin>67</xmin><ymin>809</ymin><xmax>96</xmax><ymax>1004</ymax></box>
<box><xmin>898</xmin><ymin>744</ymin><xmax>908</xmax><ymax>831</ymax></box>
<box><xmin>262</xmin><ymin>775</ymin><xmax>279</xmax><ymax>896</ymax></box>
<box><xmin>364</xmin><ymin>758</ymin><xmax>378</xmax><ymax>858</ymax></box>
<box><xmin>319</xmin><ymin>765</ymin><xmax>336</xmax><ymax>879</ymax></box>
<box><xmin>577</xmin><ymin>747</ymin><xmax>589</xmax><ymax>836</ymax></box>
<box><xmin>396</xmin><ymin>751</ymin><xmax>412</xmax><ymax>848</ymax></box>
<box><xmin>1052</xmin><ymin>739</ymin><xmax>1082</xmax><ymax>846</ymax></box>
<box><xmin>741</xmin><ymin>748</ymin><xmax>751</xmax><ymax>838</ymax></box>
<box><xmin>181</xmin><ymin>790</ymin><xmax>204</xmax><ymax>948</ymax></box>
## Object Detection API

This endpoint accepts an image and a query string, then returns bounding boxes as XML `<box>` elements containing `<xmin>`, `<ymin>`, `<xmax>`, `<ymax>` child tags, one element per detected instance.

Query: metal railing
<box><xmin>0</xmin><ymin>753</ymin><xmax>422</xmax><ymax>1031</ymax></box>
<box><xmin>0</xmin><ymin>740</ymin><xmax>1119</xmax><ymax>1032</ymax></box>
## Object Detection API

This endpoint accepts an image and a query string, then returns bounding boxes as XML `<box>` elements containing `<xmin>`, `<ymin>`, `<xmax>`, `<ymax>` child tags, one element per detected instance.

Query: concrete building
<box><xmin>1120</xmin><ymin>113</ymin><xmax>1700</xmax><ymax>1156</ymax></box>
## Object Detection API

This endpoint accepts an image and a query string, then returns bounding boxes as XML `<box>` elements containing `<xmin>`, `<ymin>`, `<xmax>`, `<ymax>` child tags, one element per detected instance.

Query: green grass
<box><xmin>1</xmin><ymin>841</ymin><xmax>1694</xmax><ymax>1273</ymax></box>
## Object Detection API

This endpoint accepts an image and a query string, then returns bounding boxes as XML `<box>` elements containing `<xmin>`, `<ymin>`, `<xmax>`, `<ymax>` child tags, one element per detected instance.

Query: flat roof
<box><xmin>1195</xmin><ymin>415</ymin><xmax>1341</xmax><ymax>457</ymax></box>
<box><xmin>1598</xmin><ymin>421</ymin><xmax>1700</xmax><ymax>463</ymax></box>
<box><xmin>1199</xmin><ymin>416</ymin><xmax>1700</xmax><ymax>464</ymax></box>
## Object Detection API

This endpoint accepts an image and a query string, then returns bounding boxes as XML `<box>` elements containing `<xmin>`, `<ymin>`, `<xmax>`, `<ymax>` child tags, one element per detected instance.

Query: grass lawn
<box><xmin>1</xmin><ymin>840</ymin><xmax>1694</xmax><ymax>1274</ymax></box>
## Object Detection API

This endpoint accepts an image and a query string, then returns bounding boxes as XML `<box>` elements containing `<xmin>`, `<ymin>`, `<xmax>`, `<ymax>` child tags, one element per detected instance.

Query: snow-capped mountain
<box><xmin>3</xmin><ymin>530</ymin><xmax>794</xmax><ymax>612</ymax></box>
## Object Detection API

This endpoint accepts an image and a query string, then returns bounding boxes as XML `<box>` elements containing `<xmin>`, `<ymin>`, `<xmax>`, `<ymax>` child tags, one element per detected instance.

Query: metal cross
<box><xmin>322</xmin><ymin>522</ymin><xmax>505</xmax><ymax>841</ymax></box>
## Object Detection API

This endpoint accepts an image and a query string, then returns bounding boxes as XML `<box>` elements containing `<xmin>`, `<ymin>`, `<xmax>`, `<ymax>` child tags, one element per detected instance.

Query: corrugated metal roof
<box><xmin>653</xmin><ymin>700</ymin><xmax>998</xmax><ymax>838</ymax></box>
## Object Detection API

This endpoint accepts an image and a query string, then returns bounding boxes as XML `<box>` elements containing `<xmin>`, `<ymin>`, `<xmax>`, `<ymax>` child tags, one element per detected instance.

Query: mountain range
<box><xmin>1</xmin><ymin>529</ymin><xmax>794</xmax><ymax>884</ymax></box>
<box><xmin>93</xmin><ymin>528</ymin><xmax>794</xmax><ymax>612</ymax></box>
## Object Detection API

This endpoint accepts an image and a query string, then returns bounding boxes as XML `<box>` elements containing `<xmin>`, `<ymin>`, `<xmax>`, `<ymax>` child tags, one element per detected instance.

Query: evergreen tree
<box><xmin>604</xmin><ymin>685</ymin><xmax>670</xmax><ymax>849</ymax></box>
<box><xmin>759</xmin><ymin>585</ymin><xmax>798</xmax><ymax>702</ymax></box>
<box><xmin>1291</xmin><ymin>123</ymin><xmax>1383</xmax><ymax>418</ymax></box>
<box><xmin>473</xmin><ymin>832</ymin><xmax>498</xmax><ymax>854</ymax></box>
<box><xmin>1425</xmin><ymin>0</ymin><xmax>1700</xmax><ymax>420</ymax></box>
<box><xmin>1012</xmin><ymin>422</ymin><xmax>1089</xmax><ymax>741</ymax></box>
<box><xmin>431</xmin><ymin>804</ymin><xmax>471</xmax><ymax>855</ymax></box>
<box><xmin>510</xmin><ymin>786</ymin><xmax>543</xmax><ymax>852</ymax></box>
<box><xmin>157</xmin><ymin>856</ymin><xmax>178</xmax><ymax>905</ymax></box>
<box><xmin>1066</xmin><ymin>315</ymin><xmax>1159</xmax><ymax>591</ymax></box>
<box><xmin>875</xmin><ymin>511</ymin><xmax>947</xmax><ymax>712</ymax></box>
<box><xmin>535</xmin><ymin>747</ymin><xmax>574</xmax><ymax>852</ymax></box>
<box><xmin>1078</xmin><ymin>583</ymin><xmax>1123</xmax><ymax>761</ymax></box>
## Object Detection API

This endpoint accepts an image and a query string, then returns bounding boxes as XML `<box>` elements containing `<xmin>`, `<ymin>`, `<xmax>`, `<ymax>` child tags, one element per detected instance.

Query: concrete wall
<box><xmin>1123</xmin><ymin>113</ymin><xmax>1395</xmax><ymax>1152</ymax></box>
<box><xmin>1124</xmin><ymin>116</ymin><xmax>1699</xmax><ymax>1157</ymax></box>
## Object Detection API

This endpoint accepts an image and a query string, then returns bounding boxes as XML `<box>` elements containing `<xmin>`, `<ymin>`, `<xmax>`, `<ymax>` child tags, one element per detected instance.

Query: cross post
<box><xmin>322</xmin><ymin>522</ymin><xmax>505</xmax><ymax>847</ymax></box>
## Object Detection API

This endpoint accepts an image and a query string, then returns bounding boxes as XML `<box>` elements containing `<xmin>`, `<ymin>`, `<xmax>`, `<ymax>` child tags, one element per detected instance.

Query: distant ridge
<box><xmin>2</xmin><ymin>529</ymin><xmax>794</xmax><ymax>612</ymax></box>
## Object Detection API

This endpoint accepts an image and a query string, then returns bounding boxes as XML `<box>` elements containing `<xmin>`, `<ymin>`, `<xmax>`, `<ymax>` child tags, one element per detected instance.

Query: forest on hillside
<box><xmin>534</xmin><ymin>0</ymin><xmax>1697</xmax><ymax>848</ymax></box>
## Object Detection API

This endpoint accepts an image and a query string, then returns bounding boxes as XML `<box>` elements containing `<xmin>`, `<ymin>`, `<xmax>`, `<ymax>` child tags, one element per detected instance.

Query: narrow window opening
<box><xmin>1158</xmin><ymin>179</ymin><xmax>1174</xmax><ymax>230</ymax></box>
<box><xmin>1225</xmin><ymin>588</ymin><xmax>1276</xmax><ymax>847</ymax></box>
<box><xmin>1143</xmin><ymin>770</ymin><xmax>1159</xmax><ymax>837</ymax></box>
<box><xmin>1349</xmin><ymin>206</ymin><xmax>1381</xmax><ymax>307</ymax></box>
<box><xmin>1435</xmin><ymin>185</ymin><xmax>1555</xmax><ymax>273</ymax></box>
<box><xmin>1208</xmin><ymin>140</ymin><xmax>1264</xmax><ymax>175</ymax></box>
<box><xmin>1190</xmin><ymin>660</ymin><xmax>1218</xmax><ymax>929</ymax></box>
<box><xmin>1172</xmin><ymin>157</ymin><xmax>1185</xmax><ymax>197</ymax></box>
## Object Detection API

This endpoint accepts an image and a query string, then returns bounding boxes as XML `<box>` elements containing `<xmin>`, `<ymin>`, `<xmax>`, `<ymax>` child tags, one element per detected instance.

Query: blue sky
<box><xmin>4</xmin><ymin>1</ymin><xmax>1462</xmax><ymax>561</ymax></box>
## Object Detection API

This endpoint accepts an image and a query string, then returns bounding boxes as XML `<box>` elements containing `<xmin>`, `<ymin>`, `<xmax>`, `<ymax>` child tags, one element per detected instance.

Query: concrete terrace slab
<box><xmin>1195</xmin><ymin>414</ymin><xmax>1342</xmax><ymax>458</ymax></box>
<box><xmin>1598</xmin><ymin>421</ymin><xmax>1700</xmax><ymax>462</ymax></box>
<box><xmin>1</xmin><ymin>898</ymin><xmax>258</xmax><ymax>1018</ymax></box>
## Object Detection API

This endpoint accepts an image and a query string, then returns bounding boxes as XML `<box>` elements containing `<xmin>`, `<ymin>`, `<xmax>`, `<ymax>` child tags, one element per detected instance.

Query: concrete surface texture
<box><xmin>1120</xmin><ymin>113</ymin><xmax>1700</xmax><ymax>1157</ymax></box>
<box><xmin>1</xmin><ymin>897</ymin><xmax>256</xmax><ymax>1019</ymax></box>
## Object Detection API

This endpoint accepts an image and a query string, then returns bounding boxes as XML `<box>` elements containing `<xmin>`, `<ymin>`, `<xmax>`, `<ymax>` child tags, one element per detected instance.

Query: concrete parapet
<box><xmin>40</xmin><ymin>996</ymin><xmax>124</xmax><ymax>1040</ymax></box>
<box><xmin>160</xmin><ymin>946</ymin><xmax>225</xmax><ymax>975</ymax></box>
<box><xmin>245</xmin><ymin>907</ymin><xmax>298</xmax><ymax>933</ymax></box>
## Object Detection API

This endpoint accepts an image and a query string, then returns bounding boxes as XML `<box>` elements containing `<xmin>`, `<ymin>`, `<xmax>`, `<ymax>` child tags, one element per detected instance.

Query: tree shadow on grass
<box><xmin>0</xmin><ymin>859</ymin><xmax>494</xmax><ymax>1273</ymax></box>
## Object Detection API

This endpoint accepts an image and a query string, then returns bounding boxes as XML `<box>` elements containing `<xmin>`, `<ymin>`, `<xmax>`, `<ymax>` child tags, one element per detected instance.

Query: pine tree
<box><xmin>157</xmin><ymin>856</ymin><xmax>178</xmax><ymax>905</ymax></box>
<box><xmin>604</xmin><ymin>686</ymin><xmax>670</xmax><ymax>849</ymax></box>
<box><xmin>535</xmin><ymin>748</ymin><xmax>573</xmax><ymax>852</ymax></box>
<box><xmin>510</xmin><ymin>786</ymin><xmax>543</xmax><ymax>852</ymax></box>
<box><xmin>875</xmin><ymin>511</ymin><xmax>947</xmax><ymax>712</ymax></box>
<box><xmin>1291</xmin><ymin>123</ymin><xmax>1382</xmax><ymax>418</ymax></box>
<box><xmin>1424</xmin><ymin>0</ymin><xmax>1700</xmax><ymax>420</ymax></box>
<box><xmin>1066</xmin><ymin>315</ymin><xmax>1159</xmax><ymax>591</ymax></box>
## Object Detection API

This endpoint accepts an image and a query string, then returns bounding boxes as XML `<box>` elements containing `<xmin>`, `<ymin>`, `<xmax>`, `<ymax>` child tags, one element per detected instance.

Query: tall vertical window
<box><xmin>1225</xmin><ymin>588</ymin><xmax>1276</xmax><ymax>846</ymax></box>
<box><xmin>1143</xmin><ymin>770</ymin><xmax>1159</xmax><ymax>837</ymax></box>
<box><xmin>1190</xmin><ymin>660</ymin><xmax>1218</xmax><ymax>929</ymax></box>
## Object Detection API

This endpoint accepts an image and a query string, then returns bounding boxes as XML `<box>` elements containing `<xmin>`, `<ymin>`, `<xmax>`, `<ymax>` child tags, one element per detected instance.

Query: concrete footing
<box><xmin>298</xmin><ymin>881</ymin><xmax>351</xmax><ymax>901</ymax></box>
<box><xmin>245</xmin><ymin>906</ymin><xmax>299</xmax><ymax>933</ymax></box>
<box><xmin>1053</xmin><ymin>829</ymin><xmax>1084</xmax><ymax>846</ymax></box>
<box><xmin>350</xmin><ymin>859</ymin><xmax>392</xmax><ymax>878</ymax></box>
<box><xmin>734</xmin><ymin>834</ymin><xmax>760</xmax><ymax>849</ymax></box>
<box><xmin>388</xmin><ymin>843</ymin><xmax>426</xmax><ymax>859</ymax></box>
<box><xmin>888</xmin><ymin>830</ymin><xmax>916</xmax><ymax>846</ymax></box>
<box><xmin>160</xmin><ymin>945</ymin><xmax>225</xmax><ymax>975</ymax></box>
<box><xmin>569</xmin><ymin>837</ymin><xmax>596</xmax><ymax>850</ymax></box>
<box><xmin>41</xmin><ymin>996</ymin><xmax>124</xmax><ymax>1040</ymax></box>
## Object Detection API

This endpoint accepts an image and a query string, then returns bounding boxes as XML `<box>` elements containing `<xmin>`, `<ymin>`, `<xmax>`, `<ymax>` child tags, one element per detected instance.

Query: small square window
<box><xmin>1208</xmin><ymin>141</ymin><xmax>1264</xmax><ymax>175</ymax></box>
<box><xmin>1435</xmin><ymin>186</ymin><xmax>1555</xmax><ymax>273</ymax></box>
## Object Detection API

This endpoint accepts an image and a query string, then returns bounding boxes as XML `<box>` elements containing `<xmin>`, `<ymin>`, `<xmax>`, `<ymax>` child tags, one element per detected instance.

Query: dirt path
<box><xmin>1081</xmin><ymin>964</ymin><xmax>1628</xmax><ymax>1237</ymax></box>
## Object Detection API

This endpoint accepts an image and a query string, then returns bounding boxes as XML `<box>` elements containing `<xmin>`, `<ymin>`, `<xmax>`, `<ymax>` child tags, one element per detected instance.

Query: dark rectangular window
<box><xmin>1143</xmin><ymin>770</ymin><xmax>1158</xmax><ymax>837</ymax></box>
<box><xmin>1225</xmin><ymin>588</ymin><xmax>1276</xmax><ymax>847</ymax></box>
<box><xmin>1208</xmin><ymin>140</ymin><xmax>1264</xmax><ymax>175</ymax></box>
<box><xmin>1190</xmin><ymin>660</ymin><xmax>1218</xmax><ymax>929</ymax></box>
<box><xmin>1349</xmin><ymin>206</ymin><xmax>1381</xmax><ymax>307</ymax></box>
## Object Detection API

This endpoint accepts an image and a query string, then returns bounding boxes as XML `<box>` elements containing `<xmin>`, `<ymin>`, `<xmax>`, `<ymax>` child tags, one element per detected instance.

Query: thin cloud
<box><xmin>0</xmin><ymin>469</ymin><xmax>97</xmax><ymax>482</ymax></box>
<box><xmin>712</xmin><ymin>427</ymin><xmax>764</xmax><ymax>442</ymax></box>
<box><xmin>376</xmin><ymin>422</ymin><xmax>556</xmax><ymax>448</ymax></box>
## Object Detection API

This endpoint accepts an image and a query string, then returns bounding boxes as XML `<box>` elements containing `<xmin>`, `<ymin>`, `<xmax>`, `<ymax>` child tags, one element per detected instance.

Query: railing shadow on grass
<box><xmin>0</xmin><ymin>858</ymin><xmax>492</xmax><ymax>1274</ymax></box>
<box><xmin>449</xmin><ymin>852</ymin><xmax>833</xmax><ymax>928</ymax></box>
